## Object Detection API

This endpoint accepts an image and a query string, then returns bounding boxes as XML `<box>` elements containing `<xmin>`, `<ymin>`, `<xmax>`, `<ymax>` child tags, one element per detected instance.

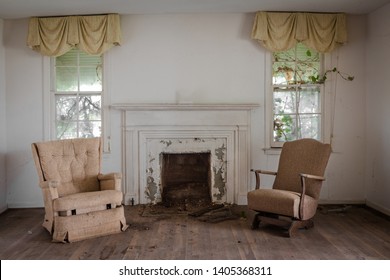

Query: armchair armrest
<box><xmin>39</xmin><ymin>180</ymin><xmax>59</xmax><ymax>200</ymax></box>
<box><xmin>251</xmin><ymin>169</ymin><xmax>277</xmax><ymax>190</ymax></box>
<box><xmin>98</xmin><ymin>172</ymin><xmax>122</xmax><ymax>191</ymax></box>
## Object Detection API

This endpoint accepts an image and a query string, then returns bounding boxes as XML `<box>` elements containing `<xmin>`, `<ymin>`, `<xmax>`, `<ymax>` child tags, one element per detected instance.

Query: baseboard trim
<box><xmin>318</xmin><ymin>199</ymin><xmax>365</xmax><ymax>205</ymax></box>
<box><xmin>0</xmin><ymin>205</ymin><xmax>7</xmax><ymax>214</ymax></box>
<box><xmin>365</xmin><ymin>200</ymin><xmax>390</xmax><ymax>216</ymax></box>
<box><xmin>7</xmin><ymin>203</ymin><xmax>43</xmax><ymax>209</ymax></box>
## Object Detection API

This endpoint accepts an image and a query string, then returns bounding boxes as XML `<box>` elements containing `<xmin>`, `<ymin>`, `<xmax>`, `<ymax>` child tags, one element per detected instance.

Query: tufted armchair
<box><xmin>247</xmin><ymin>139</ymin><xmax>331</xmax><ymax>237</ymax></box>
<box><xmin>31</xmin><ymin>137</ymin><xmax>128</xmax><ymax>242</ymax></box>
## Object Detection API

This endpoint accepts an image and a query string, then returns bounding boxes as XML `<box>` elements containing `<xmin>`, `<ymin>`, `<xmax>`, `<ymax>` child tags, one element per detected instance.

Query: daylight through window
<box><xmin>53</xmin><ymin>49</ymin><xmax>103</xmax><ymax>139</ymax></box>
<box><xmin>271</xmin><ymin>43</ymin><xmax>323</xmax><ymax>146</ymax></box>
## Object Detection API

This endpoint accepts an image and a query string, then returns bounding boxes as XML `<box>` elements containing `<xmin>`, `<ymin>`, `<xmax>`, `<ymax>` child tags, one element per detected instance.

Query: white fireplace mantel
<box><xmin>111</xmin><ymin>103</ymin><xmax>259</xmax><ymax>111</ymax></box>
<box><xmin>112</xmin><ymin>103</ymin><xmax>260</xmax><ymax>206</ymax></box>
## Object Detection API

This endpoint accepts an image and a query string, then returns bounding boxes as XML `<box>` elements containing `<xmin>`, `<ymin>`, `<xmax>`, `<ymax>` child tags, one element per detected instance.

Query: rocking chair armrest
<box><xmin>251</xmin><ymin>169</ymin><xmax>278</xmax><ymax>176</ymax></box>
<box><xmin>297</xmin><ymin>173</ymin><xmax>325</xmax><ymax>220</ymax></box>
<box><xmin>98</xmin><ymin>172</ymin><xmax>122</xmax><ymax>191</ymax></box>
<box><xmin>299</xmin><ymin>173</ymin><xmax>325</xmax><ymax>181</ymax></box>
<box><xmin>251</xmin><ymin>169</ymin><xmax>277</xmax><ymax>189</ymax></box>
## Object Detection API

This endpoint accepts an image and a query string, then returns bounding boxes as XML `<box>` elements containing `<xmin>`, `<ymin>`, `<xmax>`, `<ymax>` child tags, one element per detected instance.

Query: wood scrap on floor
<box><xmin>189</xmin><ymin>203</ymin><xmax>239</xmax><ymax>223</ymax></box>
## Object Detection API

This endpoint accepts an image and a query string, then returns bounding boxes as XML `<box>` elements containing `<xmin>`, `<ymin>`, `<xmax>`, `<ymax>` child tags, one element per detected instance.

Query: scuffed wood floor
<box><xmin>0</xmin><ymin>204</ymin><xmax>389</xmax><ymax>260</ymax></box>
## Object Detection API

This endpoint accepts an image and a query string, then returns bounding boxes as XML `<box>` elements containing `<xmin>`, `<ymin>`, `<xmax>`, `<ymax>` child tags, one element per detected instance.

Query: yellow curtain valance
<box><xmin>251</xmin><ymin>12</ymin><xmax>347</xmax><ymax>53</ymax></box>
<box><xmin>27</xmin><ymin>14</ymin><xmax>121</xmax><ymax>56</ymax></box>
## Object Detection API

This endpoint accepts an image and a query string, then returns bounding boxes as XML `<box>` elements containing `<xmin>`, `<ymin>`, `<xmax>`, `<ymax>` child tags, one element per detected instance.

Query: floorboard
<box><xmin>0</xmin><ymin>204</ymin><xmax>389</xmax><ymax>260</ymax></box>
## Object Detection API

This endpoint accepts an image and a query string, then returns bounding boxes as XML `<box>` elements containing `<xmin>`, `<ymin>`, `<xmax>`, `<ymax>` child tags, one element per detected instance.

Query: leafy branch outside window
<box><xmin>309</xmin><ymin>66</ymin><xmax>354</xmax><ymax>84</ymax></box>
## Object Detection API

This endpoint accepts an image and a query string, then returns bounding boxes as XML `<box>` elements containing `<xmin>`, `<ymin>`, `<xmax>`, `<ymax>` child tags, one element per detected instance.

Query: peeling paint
<box><xmin>213</xmin><ymin>166</ymin><xmax>226</xmax><ymax>200</ymax></box>
<box><xmin>146</xmin><ymin>176</ymin><xmax>158</xmax><ymax>201</ymax></box>
<box><xmin>160</xmin><ymin>140</ymin><xmax>172</xmax><ymax>147</ymax></box>
<box><xmin>215</xmin><ymin>144</ymin><xmax>226</xmax><ymax>160</ymax></box>
<box><xmin>146</xmin><ymin>167</ymin><xmax>153</xmax><ymax>174</ymax></box>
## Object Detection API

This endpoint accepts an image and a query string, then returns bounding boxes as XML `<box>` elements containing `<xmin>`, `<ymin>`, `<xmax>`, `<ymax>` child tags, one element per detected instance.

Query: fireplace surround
<box><xmin>111</xmin><ymin>103</ymin><xmax>259</xmax><ymax>205</ymax></box>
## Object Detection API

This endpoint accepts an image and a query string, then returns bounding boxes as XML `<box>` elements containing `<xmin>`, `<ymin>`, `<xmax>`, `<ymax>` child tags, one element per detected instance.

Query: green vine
<box><xmin>309</xmin><ymin>67</ymin><xmax>354</xmax><ymax>84</ymax></box>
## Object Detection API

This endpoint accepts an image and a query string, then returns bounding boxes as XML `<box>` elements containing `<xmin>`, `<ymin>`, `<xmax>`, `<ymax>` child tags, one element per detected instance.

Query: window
<box><xmin>52</xmin><ymin>49</ymin><xmax>103</xmax><ymax>139</ymax></box>
<box><xmin>270</xmin><ymin>43</ymin><xmax>323</xmax><ymax>147</ymax></box>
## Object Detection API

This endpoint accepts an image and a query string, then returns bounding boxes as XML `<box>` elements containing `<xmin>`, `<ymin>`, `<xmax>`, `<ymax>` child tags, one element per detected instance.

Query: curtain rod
<box><xmin>261</xmin><ymin>11</ymin><xmax>345</xmax><ymax>14</ymax></box>
<box><xmin>32</xmin><ymin>13</ymin><xmax>118</xmax><ymax>19</ymax></box>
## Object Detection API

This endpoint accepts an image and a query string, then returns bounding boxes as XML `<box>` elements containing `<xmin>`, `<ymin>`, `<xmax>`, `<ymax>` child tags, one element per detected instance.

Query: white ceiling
<box><xmin>0</xmin><ymin>0</ymin><xmax>389</xmax><ymax>19</ymax></box>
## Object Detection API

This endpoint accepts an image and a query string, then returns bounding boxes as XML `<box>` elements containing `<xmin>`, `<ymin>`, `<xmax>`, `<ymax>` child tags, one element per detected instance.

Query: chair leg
<box><xmin>287</xmin><ymin>221</ymin><xmax>300</xmax><ymax>237</ymax></box>
<box><xmin>287</xmin><ymin>219</ymin><xmax>314</xmax><ymax>237</ymax></box>
<box><xmin>304</xmin><ymin>219</ymin><xmax>314</xmax><ymax>229</ymax></box>
<box><xmin>251</xmin><ymin>213</ymin><xmax>261</xmax><ymax>229</ymax></box>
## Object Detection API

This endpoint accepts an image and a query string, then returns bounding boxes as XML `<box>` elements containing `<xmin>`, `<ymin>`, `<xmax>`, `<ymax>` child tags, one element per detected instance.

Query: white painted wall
<box><xmin>3</xmin><ymin>19</ymin><xmax>45</xmax><ymax>208</ymax></box>
<box><xmin>319</xmin><ymin>15</ymin><xmax>367</xmax><ymax>203</ymax></box>
<box><xmin>365</xmin><ymin>3</ymin><xmax>390</xmax><ymax>214</ymax></box>
<box><xmin>1</xmin><ymin>12</ymin><xmax>389</xmax><ymax>214</ymax></box>
<box><xmin>0</xmin><ymin>19</ymin><xmax>7</xmax><ymax>212</ymax></box>
<box><xmin>110</xmin><ymin>14</ymin><xmax>263</xmax><ymax>104</ymax></box>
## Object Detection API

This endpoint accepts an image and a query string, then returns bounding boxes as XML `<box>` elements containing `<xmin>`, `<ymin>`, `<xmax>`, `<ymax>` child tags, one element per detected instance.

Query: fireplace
<box><xmin>143</xmin><ymin>136</ymin><xmax>227</xmax><ymax>205</ymax></box>
<box><xmin>161</xmin><ymin>152</ymin><xmax>211</xmax><ymax>207</ymax></box>
<box><xmin>111</xmin><ymin>103</ymin><xmax>259</xmax><ymax>205</ymax></box>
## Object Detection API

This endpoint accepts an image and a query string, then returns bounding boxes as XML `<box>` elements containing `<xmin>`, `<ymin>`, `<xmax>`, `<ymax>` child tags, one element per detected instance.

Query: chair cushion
<box><xmin>53</xmin><ymin>190</ymin><xmax>123</xmax><ymax>212</ymax></box>
<box><xmin>247</xmin><ymin>189</ymin><xmax>318</xmax><ymax>220</ymax></box>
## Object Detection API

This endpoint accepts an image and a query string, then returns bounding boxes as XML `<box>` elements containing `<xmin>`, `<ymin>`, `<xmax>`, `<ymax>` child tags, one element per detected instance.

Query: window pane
<box><xmin>79</xmin><ymin>121</ymin><xmax>101</xmax><ymax>138</ymax></box>
<box><xmin>56</xmin><ymin>96</ymin><xmax>77</xmax><ymax>121</ymax></box>
<box><xmin>273</xmin><ymin>47</ymin><xmax>295</xmax><ymax>62</ymax></box>
<box><xmin>54</xmin><ymin>49</ymin><xmax>103</xmax><ymax>140</ymax></box>
<box><xmin>79</xmin><ymin>95</ymin><xmax>101</xmax><ymax>120</ymax></box>
<box><xmin>271</xmin><ymin>43</ymin><xmax>323</xmax><ymax>145</ymax></box>
<box><xmin>298</xmin><ymin>87</ymin><xmax>321</xmax><ymax>113</ymax></box>
<box><xmin>274</xmin><ymin>88</ymin><xmax>296</xmax><ymax>114</ymax></box>
<box><xmin>55</xmin><ymin>49</ymin><xmax>77</xmax><ymax>66</ymax></box>
<box><xmin>80</xmin><ymin>67</ymin><xmax>102</xmax><ymax>91</ymax></box>
<box><xmin>273</xmin><ymin>43</ymin><xmax>320</xmax><ymax>85</ymax></box>
<box><xmin>296</xmin><ymin>44</ymin><xmax>320</xmax><ymax>62</ymax></box>
<box><xmin>273</xmin><ymin>62</ymin><xmax>295</xmax><ymax>85</ymax></box>
<box><xmin>56</xmin><ymin>67</ymin><xmax>78</xmax><ymax>91</ymax></box>
<box><xmin>273</xmin><ymin>114</ymin><xmax>297</xmax><ymax>142</ymax></box>
<box><xmin>79</xmin><ymin>52</ymin><xmax>102</xmax><ymax>66</ymax></box>
<box><xmin>296</xmin><ymin>61</ymin><xmax>320</xmax><ymax>84</ymax></box>
<box><xmin>299</xmin><ymin>114</ymin><xmax>321</xmax><ymax>140</ymax></box>
<box><xmin>56</xmin><ymin>121</ymin><xmax>77</xmax><ymax>139</ymax></box>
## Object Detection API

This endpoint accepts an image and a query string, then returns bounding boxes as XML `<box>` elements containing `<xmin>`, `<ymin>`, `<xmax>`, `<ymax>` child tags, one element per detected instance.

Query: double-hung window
<box><xmin>52</xmin><ymin>49</ymin><xmax>103</xmax><ymax>139</ymax></box>
<box><xmin>270</xmin><ymin>43</ymin><xmax>323</xmax><ymax>147</ymax></box>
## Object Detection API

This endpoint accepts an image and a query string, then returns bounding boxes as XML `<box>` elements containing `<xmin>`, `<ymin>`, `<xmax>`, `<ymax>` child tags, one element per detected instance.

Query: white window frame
<box><xmin>42</xmin><ymin>51</ymin><xmax>112</xmax><ymax>153</ymax></box>
<box><xmin>264</xmin><ymin>51</ymin><xmax>333</xmax><ymax>152</ymax></box>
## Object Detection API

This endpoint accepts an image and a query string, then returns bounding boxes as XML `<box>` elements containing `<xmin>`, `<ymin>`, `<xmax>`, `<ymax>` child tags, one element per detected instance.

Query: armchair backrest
<box><xmin>273</xmin><ymin>139</ymin><xmax>331</xmax><ymax>199</ymax></box>
<box><xmin>32</xmin><ymin>137</ymin><xmax>102</xmax><ymax>197</ymax></box>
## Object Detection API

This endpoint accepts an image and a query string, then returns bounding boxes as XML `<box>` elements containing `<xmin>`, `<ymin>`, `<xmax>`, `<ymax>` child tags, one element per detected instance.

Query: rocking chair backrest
<box><xmin>273</xmin><ymin>138</ymin><xmax>331</xmax><ymax>199</ymax></box>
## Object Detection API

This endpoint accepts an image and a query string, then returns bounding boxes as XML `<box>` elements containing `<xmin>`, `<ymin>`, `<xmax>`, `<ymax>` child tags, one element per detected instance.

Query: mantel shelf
<box><xmin>110</xmin><ymin>103</ymin><xmax>260</xmax><ymax>111</ymax></box>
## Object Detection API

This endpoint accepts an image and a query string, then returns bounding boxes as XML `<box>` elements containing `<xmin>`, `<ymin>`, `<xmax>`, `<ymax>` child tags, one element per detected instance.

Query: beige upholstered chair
<box><xmin>247</xmin><ymin>139</ymin><xmax>331</xmax><ymax>237</ymax></box>
<box><xmin>31</xmin><ymin>137</ymin><xmax>128</xmax><ymax>242</ymax></box>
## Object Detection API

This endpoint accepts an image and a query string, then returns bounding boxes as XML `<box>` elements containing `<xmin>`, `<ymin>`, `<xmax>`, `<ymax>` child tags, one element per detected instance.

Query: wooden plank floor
<box><xmin>0</xmin><ymin>204</ymin><xmax>389</xmax><ymax>260</ymax></box>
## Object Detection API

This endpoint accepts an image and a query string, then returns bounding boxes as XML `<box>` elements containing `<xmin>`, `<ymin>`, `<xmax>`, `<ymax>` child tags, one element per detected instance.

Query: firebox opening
<box><xmin>161</xmin><ymin>152</ymin><xmax>211</xmax><ymax>208</ymax></box>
